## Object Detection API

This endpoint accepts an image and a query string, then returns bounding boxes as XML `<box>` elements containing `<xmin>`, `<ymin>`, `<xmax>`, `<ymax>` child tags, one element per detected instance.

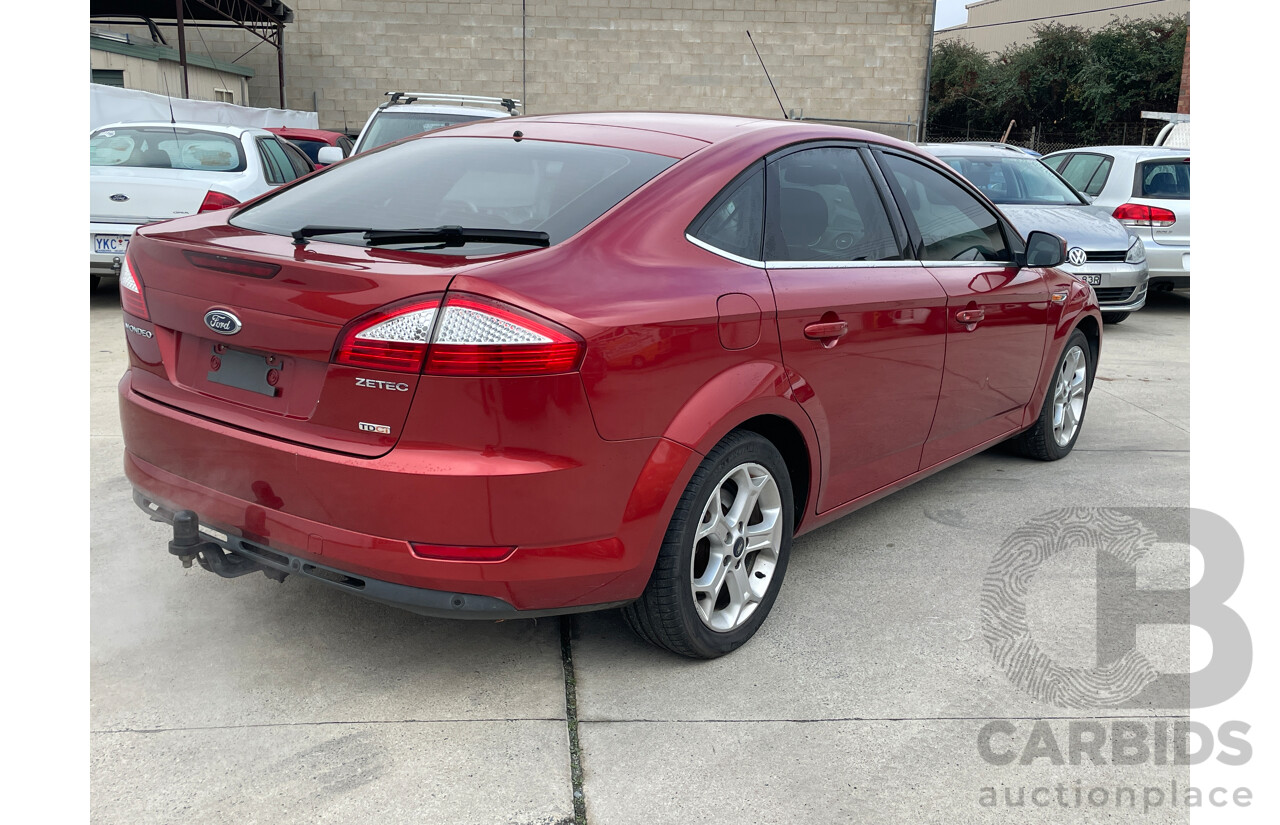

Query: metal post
<box><xmin>920</xmin><ymin>0</ymin><xmax>938</xmax><ymax>143</ymax></box>
<box><xmin>175</xmin><ymin>0</ymin><xmax>189</xmax><ymax>97</ymax></box>
<box><xmin>277</xmin><ymin>22</ymin><xmax>286</xmax><ymax>108</ymax></box>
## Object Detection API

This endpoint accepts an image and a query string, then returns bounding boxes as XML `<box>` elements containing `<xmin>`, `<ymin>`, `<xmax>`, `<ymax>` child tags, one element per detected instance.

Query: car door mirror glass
<box><xmin>1025</xmin><ymin>230</ymin><xmax>1067</xmax><ymax>267</ymax></box>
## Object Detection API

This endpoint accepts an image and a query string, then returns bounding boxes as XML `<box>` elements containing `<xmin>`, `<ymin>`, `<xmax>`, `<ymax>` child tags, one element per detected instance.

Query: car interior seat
<box><xmin>778</xmin><ymin>188</ymin><xmax>828</xmax><ymax>256</ymax></box>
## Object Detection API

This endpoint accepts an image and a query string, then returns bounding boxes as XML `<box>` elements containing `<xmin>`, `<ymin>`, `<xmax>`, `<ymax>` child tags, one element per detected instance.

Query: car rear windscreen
<box><xmin>90</xmin><ymin>127</ymin><xmax>247</xmax><ymax>172</ymax></box>
<box><xmin>1138</xmin><ymin>158</ymin><xmax>1190</xmax><ymax>200</ymax></box>
<box><xmin>232</xmin><ymin>136</ymin><xmax>677</xmax><ymax>254</ymax></box>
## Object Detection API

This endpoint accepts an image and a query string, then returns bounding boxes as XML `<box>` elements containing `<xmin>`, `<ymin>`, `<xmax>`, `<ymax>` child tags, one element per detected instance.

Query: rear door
<box><xmin>763</xmin><ymin>143</ymin><xmax>949</xmax><ymax>511</ymax></box>
<box><xmin>872</xmin><ymin>148</ymin><xmax>1049</xmax><ymax>467</ymax></box>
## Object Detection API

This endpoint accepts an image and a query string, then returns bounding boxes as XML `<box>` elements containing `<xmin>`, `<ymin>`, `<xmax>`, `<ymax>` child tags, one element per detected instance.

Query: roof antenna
<box><xmin>161</xmin><ymin>71</ymin><xmax>177</xmax><ymax>125</ymax></box>
<box><xmin>747</xmin><ymin>30</ymin><xmax>788</xmax><ymax>119</ymax></box>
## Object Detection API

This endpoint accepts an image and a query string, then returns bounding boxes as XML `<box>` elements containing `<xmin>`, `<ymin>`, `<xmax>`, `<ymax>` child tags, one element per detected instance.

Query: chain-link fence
<box><xmin>923</xmin><ymin>121</ymin><xmax>1159</xmax><ymax>154</ymax></box>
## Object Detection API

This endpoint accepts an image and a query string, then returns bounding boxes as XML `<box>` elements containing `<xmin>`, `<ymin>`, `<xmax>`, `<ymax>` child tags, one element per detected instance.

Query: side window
<box><xmin>878</xmin><ymin>152</ymin><xmax>1011</xmax><ymax>263</ymax></box>
<box><xmin>281</xmin><ymin>141</ymin><xmax>314</xmax><ymax>178</ymax></box>
<box><xmin>1058</xmin><ymin>153</ymin><xmax>1111</xmax><ymax>197</ymax></box>
<box><xmin>766</xmin><ymin>146</ymin><xmax>899</xmax><ymax>263</ymax></box>
<box><xmin>688</xmin><ymin>168</ymin><xmax>764</xmax><ymax>260</ymax></box>
<box><xmin>259</xmin><ymin>138</ymin><xmax>298</xmax><ymax>184</ymax></box>
<box><xmin>1041</xmin><ymin>154</ymin><xmax>1069</xmax><ymax>172</ymax></box>
<box><xmin>338</xmin><ymin>136</ymin><xmax>354</xmax><ymax>156</ymax></box>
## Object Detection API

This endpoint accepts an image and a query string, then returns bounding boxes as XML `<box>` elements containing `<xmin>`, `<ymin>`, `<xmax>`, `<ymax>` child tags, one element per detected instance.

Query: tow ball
<box><xmin>168</xmin><ymin>510</ymin><xmax>267</xmax><ymax>579</ymax></box>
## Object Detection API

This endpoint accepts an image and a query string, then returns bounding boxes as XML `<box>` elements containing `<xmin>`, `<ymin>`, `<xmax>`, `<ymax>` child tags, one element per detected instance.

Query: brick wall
<box><xmin>122</xmin><ymin>1</ymin><xmax>935</xmax><ymax>136</ymax></box>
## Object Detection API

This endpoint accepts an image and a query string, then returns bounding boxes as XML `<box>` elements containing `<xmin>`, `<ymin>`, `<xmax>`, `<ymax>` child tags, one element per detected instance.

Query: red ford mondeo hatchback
<box><xmin>119</xmin><ymin>113</ymin><xmax>1100</xmax><ymax>657</ymax></box>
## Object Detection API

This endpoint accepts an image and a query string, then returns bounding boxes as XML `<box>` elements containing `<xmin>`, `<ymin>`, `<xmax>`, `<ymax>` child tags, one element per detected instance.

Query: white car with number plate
<box><xmin>90</xmin><ymin>121</ymin><xmax>314</xmax><ymax>286</ymax></box>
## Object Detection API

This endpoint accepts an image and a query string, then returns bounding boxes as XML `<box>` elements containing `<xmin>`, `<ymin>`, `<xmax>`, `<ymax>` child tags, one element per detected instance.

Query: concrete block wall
<box><xmin>122</xmin><ymin>1</ymin><xmax>935</xmax><ymax>135</ymax></box>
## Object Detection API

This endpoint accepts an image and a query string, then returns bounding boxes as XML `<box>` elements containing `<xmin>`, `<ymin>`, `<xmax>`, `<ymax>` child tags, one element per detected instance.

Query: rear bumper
<box><xmin>1145</xmin><ymin>243</ymin><xmax>1190</xmax><ymax>287</ymax></box>
<box><xmin>120</xmin><ymin>372</ymin><xmax>694</xmax><ymax>613</ymax></box>
<box><xmin>90</xmin><ymin>222</ymin><xmax>140</xmax><ymax>276</ymax></box>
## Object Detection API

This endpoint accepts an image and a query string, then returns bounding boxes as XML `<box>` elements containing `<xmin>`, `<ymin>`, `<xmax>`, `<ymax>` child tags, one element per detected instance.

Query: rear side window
<box><xmin>1138</xmin><ymin>159</ymin><xmax>1190</xmax><ymax>199</ymax></box>
<box><xmin>1057</xmin><ymin>153</ymin><xmax>1113</xmax><ymax>197</ymax></box>
<box><xmin>258</xmin><ymin>138</ymin><xmax>301</xmax><ymax>184</ymax></box>
<box><xmin>689</xmin><ymin>168</ymin><xmax>764</xmax><ymax>261</ymax></box>
<box><xmin>233</xmin><ymin>136</ymin><xmax>677</xmax><ymax>254</ymax></box>
<box><xmin>878</xmin><ymin>152</ymin><xmax>1011</xmax><ymax>263</ymax></box>
<box><xmin>90</xmin><ymin>127</ymin><xmax>246</xmax><ymax>172</ymax></box>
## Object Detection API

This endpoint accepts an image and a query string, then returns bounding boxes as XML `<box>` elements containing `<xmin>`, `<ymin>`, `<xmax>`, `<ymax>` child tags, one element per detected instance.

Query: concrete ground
<box><xmin>91</xmin><ymin>287</ymin><xmax>1190</xmax><ymax>824</ymax></box>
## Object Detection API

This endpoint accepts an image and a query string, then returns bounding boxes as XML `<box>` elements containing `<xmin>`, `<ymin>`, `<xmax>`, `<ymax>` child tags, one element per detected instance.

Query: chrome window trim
<box><xmin>918</xmin><ymin>259</ymin><xmax>1016</xmax><ymax>268</ymax></box>
<box><xmin>685</xmin><ymin>234</ymin><xmax>927</xmax><ymax>270</ymax></box>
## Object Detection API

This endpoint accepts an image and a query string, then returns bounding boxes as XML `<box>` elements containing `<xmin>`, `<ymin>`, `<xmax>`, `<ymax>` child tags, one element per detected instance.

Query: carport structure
<box><xmin>89</xmin><ymin>1</ymin><xmax>294</xmax><ymax>107</ymax></box>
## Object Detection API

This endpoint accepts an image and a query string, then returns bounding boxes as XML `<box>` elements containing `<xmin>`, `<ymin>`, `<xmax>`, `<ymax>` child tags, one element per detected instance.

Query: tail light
<box><xmin>1112</xmin><ymin>203</ymin><xmax>1176</xmax><ymax>227</ymax></box>
<box><xmin>426</xmin><ymin>296</ymin><xmax>584</xmax><ymax>376</ymax></box>
<box><xmin>198</xmin><ymin>190</ymin><xmax>241</xmax><ymax>213</ymax></box>
<box><xmin>331</xmin><ymin>294</ymin><xmax>585</xmax><ymax>376</ymax></box>
<box><xmin>333</xmin><ymin>298</ymin><xmax>440</xmax><ymax>372</ymax></box>
<box><xmin>119</xmin><ymin>255</ymin><xmax>149</xmax><ymax>320</ymax></box>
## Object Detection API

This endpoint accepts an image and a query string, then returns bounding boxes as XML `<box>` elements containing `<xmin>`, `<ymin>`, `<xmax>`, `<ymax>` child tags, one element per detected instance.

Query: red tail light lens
<box><xmin>198</xmin><ymin>190</ymin><xmax>241</xmax><ymax>213</ymax></box>
<box><xmin>333</xmin><ymin>299</ymin><xmax>440</xmax><ymax>372</ymax></box>
<box><xmin>410</xmin><ymin>543</ymin><xmax>515</xmax><ymax>562</ymax></box>
<box><xmin>425</xmin><ymin>296</ymin><xmax>585</xmax><ymax>376</ymax></box>
<box><xmin>118</xmin><ymin>255</ymin><xmax>149</xmax><ymax>320</ymax></box>
<box><xmin>1112</xmin><ymin>203</ymin><xmax>1176</xmax><ymax>227</ymax></box>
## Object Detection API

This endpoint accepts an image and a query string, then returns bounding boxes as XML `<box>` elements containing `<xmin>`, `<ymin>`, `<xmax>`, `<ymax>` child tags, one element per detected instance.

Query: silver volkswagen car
<box><xmin>922</xmin><ymin>143</ymin><xmax>1148</xmax><ymax>324</ymax></box>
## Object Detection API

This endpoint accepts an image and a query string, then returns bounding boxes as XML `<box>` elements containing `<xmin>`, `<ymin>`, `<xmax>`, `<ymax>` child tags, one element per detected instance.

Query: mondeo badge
<box><xmin>110</xmin><ymin>193</ymin><xmax>129</xmax><ymax>202</ymax></box>
<box><xmin>204</xmin><ymin>309</ymin><xmax>243</xmax><ymax>335</ymax></box>
<box><xmin>1067</xmin><ymin>247</ymin><xmax>1087</xmax><ymax>267</ymax></box>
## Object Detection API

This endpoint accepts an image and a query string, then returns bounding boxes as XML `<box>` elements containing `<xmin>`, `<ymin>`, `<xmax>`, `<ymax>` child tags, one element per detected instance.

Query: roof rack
<box><xmin>380</xmin><ymin>92</ymin><xmax>521</xmax><ymax>114</ymax></box>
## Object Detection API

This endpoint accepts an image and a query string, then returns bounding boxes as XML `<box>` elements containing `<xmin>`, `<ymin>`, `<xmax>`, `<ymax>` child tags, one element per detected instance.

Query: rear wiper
<box><xmin>291</xmin><ymin>224</ymin><xmax>550</xmax><ymax>249</ymax></box>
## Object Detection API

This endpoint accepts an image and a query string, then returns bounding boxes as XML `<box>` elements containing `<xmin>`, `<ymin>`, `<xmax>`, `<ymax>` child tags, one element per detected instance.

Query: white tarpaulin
<box><xmin>90</xmin><ymin>84</ymin><xmax>319</xmax><ymax>131</ymax></box>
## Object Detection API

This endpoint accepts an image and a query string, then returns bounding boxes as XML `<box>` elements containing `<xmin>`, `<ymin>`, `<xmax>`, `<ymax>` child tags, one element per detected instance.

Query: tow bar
<box><xmin>168</xmin><ymin>510</ymin><xmax>268</xmax><ymax>579</ymax></box>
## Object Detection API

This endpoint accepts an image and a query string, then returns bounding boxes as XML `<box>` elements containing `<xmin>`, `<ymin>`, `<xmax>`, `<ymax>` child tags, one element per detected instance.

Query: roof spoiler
<box><xmin>379</xmin><ymin>92</ymin><xmax>521</xmax><ymax>114</ymax></box>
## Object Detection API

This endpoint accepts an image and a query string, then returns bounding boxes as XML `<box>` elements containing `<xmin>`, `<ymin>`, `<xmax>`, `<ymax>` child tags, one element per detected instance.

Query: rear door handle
<box><xmin>955</xmin><ymin>308</ymin><xmax>985</xmax><ymax>324</ymax></box>
<box><xmin>804</xmin><ymin>321</ymin><xmax>849</xmax><ymax>342</ymax></box>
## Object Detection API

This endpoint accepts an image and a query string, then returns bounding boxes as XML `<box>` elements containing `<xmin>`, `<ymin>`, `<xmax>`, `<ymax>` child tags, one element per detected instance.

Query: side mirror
<box><xmin>1025</xmin><ymin>230</ymin><xmax>1067</xmax><ymax>268</ymax></box>
<box><xmin>316</xmin><ymin>145</ymin><xmax>345</xmax><ymax>165</ymax></box>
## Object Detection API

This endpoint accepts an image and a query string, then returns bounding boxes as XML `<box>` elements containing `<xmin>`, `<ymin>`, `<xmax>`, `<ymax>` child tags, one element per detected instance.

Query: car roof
<box><xmin>92</xmin><ymin>120</ymin><xmax>268</xmax><ymax>138</ymax></box>
<box><xmin>265</xmin><ymin>127</ymin><xmax>347</xmax><ymax>141</ymax></box>
<box><xmin>379</xmin><ymin>103</ymin><xmax>512</xmax><ymax>118</ymax></box>
<box><xmin>427</xmin><ymin>111</ymin><xmax>921</xmax><ymax>159</ymax></box>
<box><xmin>1044</xmin><ymin>145</ymin><xmax>1191</xmax><ymax>160</ymax></box>
<box><xmin>919</xmin><ymin>142</ymin><xmax>1037</xmax><ymax>158</ymax></box>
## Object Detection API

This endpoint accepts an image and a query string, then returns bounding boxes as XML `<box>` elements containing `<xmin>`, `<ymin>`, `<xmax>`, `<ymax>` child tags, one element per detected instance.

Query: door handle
<box><xmin>955</xmin><ymin>308</ymin><xmax>985</xmax><ymax>325</ymax></box>
<box><xmin>804</xmin><ymin>320</ymin><xmax>849</xmax><ymax>342</ymax></box>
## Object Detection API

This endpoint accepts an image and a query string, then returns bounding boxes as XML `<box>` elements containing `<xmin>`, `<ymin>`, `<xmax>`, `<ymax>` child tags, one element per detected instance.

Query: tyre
<box><xmin>1101</xmin><ymin>311</ymin><xmax>1129</xmax><ymax>324</ymax></box>
<box><xmin>1016</xmin><ymin>328</ymin><xmax>1092</xmax><ymax>461</ymax></box>
<box><xmin>91</xmin><ymin>275</ymin><xmax>101</xmax><ymax>291</ymax></box>
<box><xmin>622</xmin><ymin>429</ymin><xmax>794</xmax><ymax>658</ymax></box>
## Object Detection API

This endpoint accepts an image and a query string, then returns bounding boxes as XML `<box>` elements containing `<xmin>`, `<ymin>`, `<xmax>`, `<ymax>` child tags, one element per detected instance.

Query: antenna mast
<box><xmin>747</xmin><ymin>31</ymin><xmax>788</xmax><ymax>119</ymax></box>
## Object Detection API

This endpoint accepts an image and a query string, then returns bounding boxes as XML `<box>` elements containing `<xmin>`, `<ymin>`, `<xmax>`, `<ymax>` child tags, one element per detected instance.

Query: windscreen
<box><xmin>358</xmin><ymin>112</ymin><xmax>486</xmax><ymax>151</ymax></box>
<box><xmin>90</xmin><ymin>126</ymin><xmax>247</xmax><ymax>172</ymax></box>
<box><xmin>938</xmin><ymin>155</ymin><xmax>1085</xmax><ymax>205</ymax></box>
<box><xmin>286</xmin><ymin>139</ymin><xmax>326</xmax><ymax>163</ymax></box>
<box><xmin>232</xmin><ymin>136</ymin><xmax>677</xmax><ymax>255</ymax></box>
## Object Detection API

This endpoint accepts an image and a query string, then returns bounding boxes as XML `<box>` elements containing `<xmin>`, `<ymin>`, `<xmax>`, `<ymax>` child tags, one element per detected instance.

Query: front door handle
<box><xmin>955</xmin><ymin>308</ymin><xmax>985</xmax><ymax>325</ymax></box>
<box><xmin>804</xmin><ymin>320</ymin><xmax>849</xmax><ymax>345</ymax></box>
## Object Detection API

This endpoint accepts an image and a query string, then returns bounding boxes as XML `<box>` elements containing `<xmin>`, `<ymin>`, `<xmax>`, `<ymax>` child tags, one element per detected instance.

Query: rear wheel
<box><xmin>622</xmin><ymin>430</ymin><xmax>794</xmax><ymax>658</ymax></box>
<box><xmin>1101</xmin><ymin>311</ymin><xmax>1129</xmax><ymax>324</ymax></box>
<box><xmin>1016</xmin><ymin>329</ymin><xmax>1092</xmax><ymax>461</ymax></box>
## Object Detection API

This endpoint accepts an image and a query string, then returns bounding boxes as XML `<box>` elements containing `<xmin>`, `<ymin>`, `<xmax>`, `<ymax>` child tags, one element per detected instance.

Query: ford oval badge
<box><xmin>110</xmin><ymin>193</ymin><xmax>129</xmax><ymax>202</ymax></box>
<box><xmin>204</xmin><ymin>309</ymin><xmax>243</xmax><ymax>335</ymax></box>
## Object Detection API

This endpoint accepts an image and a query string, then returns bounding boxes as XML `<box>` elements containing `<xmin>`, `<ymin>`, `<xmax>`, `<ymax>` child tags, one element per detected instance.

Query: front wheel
<box><xmin>1101</xmin><ymin>311</ymin><xmax>1129</xmax><ymax>324</ymax></box>
<box><xmin>622</xmin><ymin>430</ymin><xmax>794</xmax><ymax>658</ymax></box>
<box><xmin>1016</xmin><ymin>329</ymin><xmax>1092</xmax><ymax>461</ymax></box>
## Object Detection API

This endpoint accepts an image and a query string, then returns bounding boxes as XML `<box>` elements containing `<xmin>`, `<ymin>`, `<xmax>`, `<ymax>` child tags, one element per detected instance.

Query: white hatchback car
<box><xmin>1041</xmin><ymin>146</ymin><xmax>1190</xmax><ymax>292</ymax></box>
<box><xmin>90</xmin><ymin>122</ymin><xmax>314</xmax><ymax>287</ymax></box>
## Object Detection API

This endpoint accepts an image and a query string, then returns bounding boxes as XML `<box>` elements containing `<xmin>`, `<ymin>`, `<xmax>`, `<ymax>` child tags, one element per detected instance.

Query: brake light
<box><xmin>1112</xmin><ymin>203</ymin><xmax>1176</xmax><ymax>227</ymax></box>
<box><xmin>425</xmin><ymin>296</ymin><xmax>584</xmax><ymax>376</ymax></box>
<box><xmin>198</xmin><ymin>190</ymin><xmax>241</xmax><ymax>213</ymax></box>
<box><xmin>118</xmin><ymin>255</ymin><xmax>149</xmax><ymax>320</ymax></box>
<box><xmin>183</xmin><ymin>251</ymin><xmax>281</xmax><ymax>279</ymax></box>
<box><xmin>333</xmin><ymin>299</ymin><xmax>440</xmax><ymax>373</ymax></box>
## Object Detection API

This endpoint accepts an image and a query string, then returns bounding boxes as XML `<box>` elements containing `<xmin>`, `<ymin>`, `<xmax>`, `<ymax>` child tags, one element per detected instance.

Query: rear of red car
<box><xmin>118</xmin><ymin>131</ymin><xmax>690</xmax><ymax>616</ymax></box>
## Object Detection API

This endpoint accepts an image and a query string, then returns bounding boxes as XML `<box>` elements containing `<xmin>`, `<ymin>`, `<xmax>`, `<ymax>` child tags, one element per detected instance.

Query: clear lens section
<box><xmin>434</xmin><ymin>306</ymin><xmax>551</xmax><ymax>345</ymax></box>
<box><xmin>1126</xmin><ymin>235</ymin><xmax>1146</xmax><ymax>264</ymax></box>
<box><xmin>119</xmin><ymin>258</ymin><xmax>141</xmax><ymax>294</ymax></box>
<box><xmin>356</xmin><ymin>308</ymin><xmax>438</xmax><ymax>343</ymax></box>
